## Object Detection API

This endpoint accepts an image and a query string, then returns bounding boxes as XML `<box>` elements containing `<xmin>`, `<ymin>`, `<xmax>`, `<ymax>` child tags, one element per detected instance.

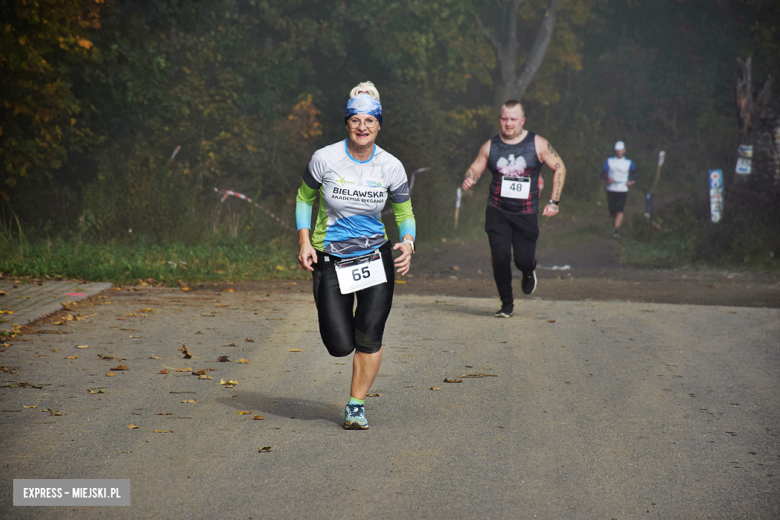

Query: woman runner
<box><xmin>296</xmin><ymin>82</ymin><xmax>416</xmax><ymax>430</ymax></box>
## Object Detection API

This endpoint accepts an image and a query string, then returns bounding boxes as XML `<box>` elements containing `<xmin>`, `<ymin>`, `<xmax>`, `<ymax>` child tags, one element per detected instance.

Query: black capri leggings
<box><xmin>311</xmin><ymin>241</ymin><xmax>395</xmax><ymax>357</ymax></box>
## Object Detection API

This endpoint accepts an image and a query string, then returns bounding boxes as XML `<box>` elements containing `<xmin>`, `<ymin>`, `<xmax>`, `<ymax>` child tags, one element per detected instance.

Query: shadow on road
<box><xmin>216</xmin><ymin>393</ymin><xmax>343</xmax><ymax>425</ymax></box>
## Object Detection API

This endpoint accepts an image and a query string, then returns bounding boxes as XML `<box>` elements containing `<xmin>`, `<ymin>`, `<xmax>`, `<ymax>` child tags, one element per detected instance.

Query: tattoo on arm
<box><xmin>547</xmin><ymin>142</ymin><xmax>559</xmax><ymax>158</ymax></box>
<box><xmin>466</xmin><ymin>169</ymin><xmax>478</xmax><ymax>182</ymax></box>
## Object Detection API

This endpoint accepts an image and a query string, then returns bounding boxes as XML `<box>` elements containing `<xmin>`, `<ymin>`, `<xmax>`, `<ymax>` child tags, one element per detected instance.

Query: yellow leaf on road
<box><xmin>287</xmin><ymin>348</ymin><xmax>302</xmax><ymax>352</ymax></box>
<box><xmin>237</xmin><ymin>411</ymin><xmax>252</xmax><ymax>415</ymax></box>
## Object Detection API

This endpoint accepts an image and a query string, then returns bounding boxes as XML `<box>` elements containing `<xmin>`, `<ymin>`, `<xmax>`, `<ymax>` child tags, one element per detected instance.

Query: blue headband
<box><xmin>345</xmin><ymin>94</ymin><xmax>383</xmax><ymax>127</ymax></box>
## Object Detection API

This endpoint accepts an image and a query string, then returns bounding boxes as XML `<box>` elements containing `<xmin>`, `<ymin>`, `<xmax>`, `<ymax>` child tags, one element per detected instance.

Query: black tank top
<box><xmin>486</xmin><ymin>132</ymin><xmax>543</xmax><ymax>214</ymax></box>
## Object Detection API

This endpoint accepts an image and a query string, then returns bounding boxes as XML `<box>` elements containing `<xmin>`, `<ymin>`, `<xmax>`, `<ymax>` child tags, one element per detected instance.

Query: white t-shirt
<box><xmin>604</xmin><ymin>156</ymin><xmax>637</xmax><ymax>193</ymax></box>
<box><xmin>305</xmin><ymin>140</ymin><xmax>410</xmax><ymax>257</ymax></box>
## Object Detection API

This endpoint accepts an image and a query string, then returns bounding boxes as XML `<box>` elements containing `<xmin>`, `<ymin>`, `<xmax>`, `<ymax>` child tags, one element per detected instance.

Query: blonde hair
<box><xmin>349</xmin><ymin>81</ymin><xmax>381</xmax><ymax>103</ymax></box>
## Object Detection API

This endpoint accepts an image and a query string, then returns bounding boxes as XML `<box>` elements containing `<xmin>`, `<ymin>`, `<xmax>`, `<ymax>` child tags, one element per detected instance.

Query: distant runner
<box><xmin>296</xmin><ymin>82</ymin><xmax>416</xmax><ymax>430</ymax></box>
<box><xmin>601</xmin><ymin>140</ymin><xmax>639</xmax><ymax>238</ymax></box>
<box><xmin>462</xmin><ymin>100</ymin><xmax>566</xmax><ymax>318</ymax></box>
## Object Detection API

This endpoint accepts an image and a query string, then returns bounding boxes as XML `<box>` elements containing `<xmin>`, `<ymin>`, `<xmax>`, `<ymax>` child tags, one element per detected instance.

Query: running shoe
<box><xmin>494</xmin><ymin>304</ymin><xmax>513</xmax><ymax>318</ymax></box>
<box><xmin>344</xmin><ymin>403</ymin><xmax>369</xmax><ymax>430</ymax></box>
<box><xmin>522</xmin><ymin>270</ymin><xmax>537</xmax><ymax>295</ymax></box>
<box><xmin>612</xmin><ymin>228</ymin><xmax>620</xmax><ymax>239</ymax></box>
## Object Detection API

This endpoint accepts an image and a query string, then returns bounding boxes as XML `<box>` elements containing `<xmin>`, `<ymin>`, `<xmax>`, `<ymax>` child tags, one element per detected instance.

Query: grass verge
<box><xmin>0</xmin><ymin>238</ymin><xmax>309</xmax><ymax>285</ymax></box>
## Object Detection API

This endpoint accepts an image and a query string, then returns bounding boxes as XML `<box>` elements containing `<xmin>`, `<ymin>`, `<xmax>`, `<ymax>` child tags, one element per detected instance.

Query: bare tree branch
<box><xmin>514</xmin><ymin>0</ymin><xmax>559</xmax><ymax>97</ymax></box>
<box><xmin>475</xmin><ymin>13</ymin><xmax>500</xmax><ymax>54</ymax></box>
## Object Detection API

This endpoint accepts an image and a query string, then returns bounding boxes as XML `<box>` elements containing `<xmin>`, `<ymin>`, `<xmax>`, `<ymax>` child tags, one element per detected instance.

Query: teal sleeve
<box><xmin>296</xmin><ymin>180</ymin><xmax>317</xmax><ymax>231</ymax></box>
<box><xmin>390</xmin><ymin>199</ymin><xmax>416</xmax><ymax>240</ymax></box>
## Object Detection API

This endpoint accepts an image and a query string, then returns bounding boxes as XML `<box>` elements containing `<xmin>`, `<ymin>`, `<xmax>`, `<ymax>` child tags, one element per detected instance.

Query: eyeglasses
<box><xmin>348</xmin><ymin>117</ymin><xmax>378</xmax><ymax>129</ymax></box>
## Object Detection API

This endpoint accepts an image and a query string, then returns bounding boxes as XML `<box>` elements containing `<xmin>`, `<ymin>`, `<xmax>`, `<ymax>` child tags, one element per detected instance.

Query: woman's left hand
<box><xmin>393</xmin><ymin>242</ymin><xmax>413</xmax><ymax>275</ymax></box>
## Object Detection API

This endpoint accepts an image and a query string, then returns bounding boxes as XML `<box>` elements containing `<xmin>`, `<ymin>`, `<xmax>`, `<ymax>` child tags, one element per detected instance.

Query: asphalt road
<box><xmin>1</xmin><ymin>285</ymin><xmax>778</xmax><ymax>519</ymax></box>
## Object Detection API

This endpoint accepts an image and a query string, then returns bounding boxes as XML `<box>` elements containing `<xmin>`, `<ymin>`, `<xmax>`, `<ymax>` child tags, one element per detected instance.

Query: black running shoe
<box><xmin>522</xmin><ymin>270</ymin><xmax>537</xmax><ymax>295</ymax></box>
<box><xmin>494</xmin><ymin>304</ymin><xmax>513</xmax><ymax>318</ymax></box>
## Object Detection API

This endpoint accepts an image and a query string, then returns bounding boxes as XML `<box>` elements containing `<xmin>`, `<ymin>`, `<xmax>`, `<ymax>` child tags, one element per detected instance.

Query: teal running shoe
<box><xmin>343</xmin><ymin>403</ymin><xmax>369</xmax><ymax>430</ymax></box>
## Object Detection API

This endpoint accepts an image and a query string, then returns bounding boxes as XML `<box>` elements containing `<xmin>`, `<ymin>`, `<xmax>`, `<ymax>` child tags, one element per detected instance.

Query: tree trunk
<box><xmin>477</xmin><ymin>0</ymin><xmax>560</xmax><ymax>109</ymax></box>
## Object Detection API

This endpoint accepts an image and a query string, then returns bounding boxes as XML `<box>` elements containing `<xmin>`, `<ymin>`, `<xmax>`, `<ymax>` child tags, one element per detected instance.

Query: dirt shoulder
<box><xmin>231</xmin><ymin>216</ymin><xmax>780</xmax><ymax>309</ymax></box>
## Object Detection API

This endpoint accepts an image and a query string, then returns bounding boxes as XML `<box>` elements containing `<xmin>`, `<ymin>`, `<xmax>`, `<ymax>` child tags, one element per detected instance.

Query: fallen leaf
<box><xmin>106</xmin><ymin>372</ymin><xmax>116</xmax><ymax>377</ymax></box>
<box><xmin>65</xmin><ymin>356</ymin><xmax>78</xmax><ymax>360</ymax></box>
<box><xmin>98</xmin><ymin>354</ymin><xmax>115</xmax><ymax>359</ymax></box>
<box><xmin>547</xmin><ymin>319</ymin><xmax>556</xmax><ymax>323</ymax></box>
<box><xmin>237</xmin><ymin>358</ymin><xmax>251</xmax><ymax>364</ymax></box>
<box><xmin>253</xmin><ymin>415</ymin><xmax>265</xmax><ymax>420</ymax></box>
<box><xmin>245</xmin><ymin>338</ymin><xmax>255</xmax><ymax>342</ymax></box>
<box><xmin>155</xmin><ymin>413</ymin><xmax>172</xmax><ymax>416</ymax></box>
<box><xmin>175</xmin><ymin>367</ymin><xmax>193</xmax><ymax>372</ymax></box>
<box><xmin>287</xmin><ymin>349</ymin><xmax>302</xmax><ymax>352</ymax></box>
<box><xmin>219</xmin><ymin>379</ymin><xmax>238</xmax><ymax>386</ymax></box>
<box><xmin>136</xmin><ymin>308</ymin><xmax>154</xmax><ymax>313</ymax></box>
<box><xmin>218</xmin><ymin>356</ymin><xmax>230</xmax><ymax>362</ymax></box>
<box><xmin>129</xmin><ymin>335</ymin><xmax>141</xmax><ymax>338</ymax></box>
<box><xmin>179</xmin><ymin>345</ymin><xmax>192</xmax><ymax>359</ymax></box>
<box><xmin>110</xmin><ymin>365</ymin><xmax>129</xmax><ymax>371</ymax></box>
<box><xmin>48</xmin><ymin>410</ymin><xmax>63</xmax><ymax>416</ymax></box>
<box><xmin>201</xmin><ymin>313</ymin><xmax>215</xmax><ymax>316</ymax></box>
<box><xmin>182</xmin><ymin>287</ymin><xmax>190</xmax><ymax>292</ymax></box>
<box><xmin>592</xmin><ymin>319</ymin><xmax>599</xmax><ymax>322</ymax></box>
<box><xmin>222</xmin><ymin>288</ymin><xmax>234</xmax><ymax>293</ymax></box>
<box><xmin>443</xmin><ymin>378</ymin><xmax>463</xmax><ymax>383</ymax></box>
<box><xmin>76</xmin><ymin>345</ymin><xmax>90</xmax><ymax>349</ymax></box>
<box><xmin>237</xmin><ymin>411</ymin><xmax>252</xmax><ymax>415</ymax></box>
<box><xmin>127</xmin><ymin>424</ymin><xmax>139</xmax><ymax>429</ymax></box>
<box><xmin>367</xmin><ymin>393</ymin><xmax>382</xmax><ymax>397</ymax></box>
<box><xmin>149</xmin><ymin>355</ymin><xmax>161</xmax><ymax>360</ymax></box>
<box><xmin>87</xmin><ymin>389</ymin><xmax>105</xmax><ymax>394</ymax></box>
<box><xmin>258</xmin><ymin>446</ymin><xmax>272</xmax><ymax>452</ymax></box>
<box><xmin>158</xmin><ymin>369</ymin><xmax>169</xmax><ymax>374</ymax></box>
<box><xmin>198</xmin><ymin>374</ymin><xmax>212</xmax><ymax>380</ymax></box>
<box><xmin>153</xmin><ymin>430</ymin><xmax>173</xmax><ymax>433</ymax></box>
<box><xmin>181</xmin><ymin>399</ymin><xmax>197</xmax><ymax>404</ymax></box>
<box><xmin>333</xmin><ymin>362</ymin><xmax>346</xmax><ymax>365</ymax></box>
<box><xmin>430</xmin><ymin>387</ymin><xmax>441</xmax><ymax>391</ymax></box>
<box><xmin>394</xmin><ymin>280</ymin><xmax>407</xmax><ymax>284</ymax></box>
<box><xmin>192</xmin><ymin>369</ymin><xmax>207</xmax><ymax>376</ymax></box>
<box><xmin>461</xmin><ymin>373</ymin><xmax>499</xmax><ymax>378</ymax></box>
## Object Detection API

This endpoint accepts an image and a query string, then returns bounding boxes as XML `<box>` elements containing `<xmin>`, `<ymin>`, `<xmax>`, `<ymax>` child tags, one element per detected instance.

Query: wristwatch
<box><xmin>402</xmin><ymin>238</ymin><xmax>415</xmax><ymax>254</ymax></box>
<box><xmin>549</xmin><ymin>199</ymin><xmax>559</xmax><ymax>206</ymax></box>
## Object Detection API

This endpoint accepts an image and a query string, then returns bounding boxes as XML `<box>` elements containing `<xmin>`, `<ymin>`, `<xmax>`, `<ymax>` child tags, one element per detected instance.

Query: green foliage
<box><xmin>2</xmin><ymin>0</ymin><xmax>777</xmax><ymax>280</ymax></box>
<box><xmin>0</xmin><ymin>0</ymin><xmax>102</xmax><ymax>193</ymax></box>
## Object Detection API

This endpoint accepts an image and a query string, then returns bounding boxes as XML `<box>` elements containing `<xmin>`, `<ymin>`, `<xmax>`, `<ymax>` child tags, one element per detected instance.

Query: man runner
<box><xmin>600</xmin><ymin>140</ymin><xmax>638</xmax><ymax>238</ymax></box>
<box><xmin>461</xmin><ymin>100</ymin><xmax>566</xmax><ymax>318</ymax></box>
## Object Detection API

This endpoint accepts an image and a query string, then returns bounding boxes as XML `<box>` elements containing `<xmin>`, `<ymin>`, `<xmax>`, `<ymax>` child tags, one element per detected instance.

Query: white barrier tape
<box><xmin>214</xmin><ymin>188</ymin><xmax>293</xmax><ymax>231</ymax></box>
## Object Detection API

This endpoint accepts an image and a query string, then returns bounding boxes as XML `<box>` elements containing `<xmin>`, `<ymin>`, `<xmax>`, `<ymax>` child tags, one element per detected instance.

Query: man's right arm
<box><xmin>462</xmin><ymin>140</ymin><xmax>491</xmax><ymax>191</ymax></box>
